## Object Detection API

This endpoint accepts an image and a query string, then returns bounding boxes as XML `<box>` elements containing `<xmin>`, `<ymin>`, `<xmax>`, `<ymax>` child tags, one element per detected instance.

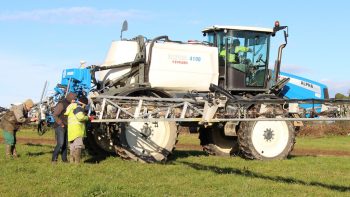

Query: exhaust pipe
<box><xmin>272</xmin><ymin>21</ymin><xmax>288</xmax><ymax>83</ymax></box>
<box><xmin>274</xmin><ymin>41</ymin><xmax>287</xmax><ymax>83</ymax></box>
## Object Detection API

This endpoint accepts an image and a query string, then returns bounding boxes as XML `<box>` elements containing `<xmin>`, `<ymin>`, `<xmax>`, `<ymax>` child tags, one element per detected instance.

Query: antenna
<box><xmin>120</xmin><ymin>20</ymin><xmax>128</xmax><ymax>40</ymax></box>
<box><xmin>39</xmin><ymin>81</ymin><xmax>48</xmax><ymax>105</ymax></box>
<box><xmin>38</xmin><ymin>80</ymin><xmax>48</xmax><ymax>121</ymax></box>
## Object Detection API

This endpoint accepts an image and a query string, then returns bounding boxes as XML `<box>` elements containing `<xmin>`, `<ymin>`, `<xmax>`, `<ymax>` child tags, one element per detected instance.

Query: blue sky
<box><xmin>0</xmin><ymin>0</ymin><xmax>349</xmax><ymax>107</ymax></box>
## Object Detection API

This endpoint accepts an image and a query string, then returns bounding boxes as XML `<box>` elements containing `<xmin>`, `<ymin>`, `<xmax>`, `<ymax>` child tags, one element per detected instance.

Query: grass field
<box><xmin>16</xmin><ymin>126</ymin><xmax>54</xmax><ymax>139</ymax></box>
<box><xmin>178</xmin><ymin>132</ymin><xmax>350</xmax><ymax>151</ymax></box>
<box><xmin>297</xmin><ymin>136</ymin><xmax>350</xmax><ymax>151</ymax></box>
<box><xmin>0</xmin><ymin>130</ymin><xmax>350</xmax><ymax>196</ymax></box>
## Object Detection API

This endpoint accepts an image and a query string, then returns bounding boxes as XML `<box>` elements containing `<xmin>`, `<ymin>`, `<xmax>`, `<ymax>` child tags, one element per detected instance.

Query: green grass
<box><xmin>0</xmin><ymin>132</ymin><xmax>350</xmax><ymax>196</ymax></box>
<box><xmin>16</xmin><ymin>127</ymin><xmax>55</xmax><ymax>139</ymax></box>
<box><xmin>178</xmin><ymin>133</ymin><xmax>350</xmax><ymax>151</ymax></box>
<box><xmin>296</xmin><ymin>136</ymin><xmax>350</xmax><ymax>151</ymax></box>
<box><xmin>12</xmin><ymin>129</ymin><xmax>350</xmax><ymax>152</ymax></box>
<box><xmin>178</xmin><ymin>133</ymin><xmax>200</xmax><ymax>145</ymax></box>
<box><xmin>0</xmin><ymin>144</ymin><xmax>349</xmax><ymax>196</ymax></box>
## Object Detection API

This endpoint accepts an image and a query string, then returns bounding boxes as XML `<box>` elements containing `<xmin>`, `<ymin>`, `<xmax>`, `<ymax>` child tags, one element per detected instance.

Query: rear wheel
<box><xmin>199</xmin><ymin>124</ymin><xmax>239</xmax><ymax>156</ymax></box>
<box><xmin>238</xmin><ymin>120</ymin><xmax>295</xmax><ymax>160</ymax></box>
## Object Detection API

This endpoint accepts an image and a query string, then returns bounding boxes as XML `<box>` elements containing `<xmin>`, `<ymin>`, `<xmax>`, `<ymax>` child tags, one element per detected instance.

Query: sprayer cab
<box><xmin>202</xmin><ymin>22</ymin><xmax>287</xmax><ymax>92</ymax></box>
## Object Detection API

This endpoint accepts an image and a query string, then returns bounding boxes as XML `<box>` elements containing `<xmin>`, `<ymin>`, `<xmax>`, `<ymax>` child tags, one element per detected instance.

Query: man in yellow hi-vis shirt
<box><xmin>220</xmin><ymin>39</ymin><xmax>251</xmax><ymax>63</ymax></box>
<box><xmin>65</xmin><ymin>97</ymin><xmax>89</xmax><ymax>164</ymax></box>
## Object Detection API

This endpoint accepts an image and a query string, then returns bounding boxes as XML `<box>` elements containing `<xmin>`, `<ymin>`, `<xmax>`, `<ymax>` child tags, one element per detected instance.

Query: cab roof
<box><xmin>202</xmin><ymin>25</ymin><xmax>273</xmax><ymax>33</ymax></box>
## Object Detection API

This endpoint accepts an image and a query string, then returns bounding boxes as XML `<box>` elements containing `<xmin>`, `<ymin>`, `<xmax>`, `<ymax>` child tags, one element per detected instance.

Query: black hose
<box><xmin>89</xmin><ymin>60</ymin><xmax>143</xmax><ymax>88</ymax></box>
<box><xmin>145</xmin><ymin>36</ymin><xmax>170</xmax><ymax>82</ymax></box>
<box><xmin>209</xmin><ymin>83</ymin><xmax>239</xmax><ymax>100</ymax></box>
<box><xmin>89</xmin><ymin>66</ymin><xmax>99</xmax><ymax>87</ymax></box>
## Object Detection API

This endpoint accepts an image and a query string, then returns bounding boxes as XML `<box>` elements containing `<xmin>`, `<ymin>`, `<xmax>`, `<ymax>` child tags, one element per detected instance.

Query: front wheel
<box><xmin>84</xmin><ymin>123</ymin><xmax>117</xmax><ymax>155</ymax></box>
<box><xmin>119</xmin><ymin>121</ymin><xmax>178</xmax><ymax>162</ymax></box>
<box><xmin>238</xmin><ymin>120</ymin><xmax>295</xmax><ymax>160</ymax></box>
<box><xmin>114</xmin><ymin>88</ymin><xmax>178</xmax><ymax>162</ymax></box>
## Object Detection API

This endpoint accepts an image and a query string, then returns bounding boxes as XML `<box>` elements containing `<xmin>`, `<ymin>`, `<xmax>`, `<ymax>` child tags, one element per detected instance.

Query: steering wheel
<box><xmin>255</xmin><ymin>54</ymin><xmax>266</xmax><ymax>64</ymax></box>
<box><xmin>256</xmin><ymin>54</ymin><xmax>262</xmax><ymax>63</ymax></box>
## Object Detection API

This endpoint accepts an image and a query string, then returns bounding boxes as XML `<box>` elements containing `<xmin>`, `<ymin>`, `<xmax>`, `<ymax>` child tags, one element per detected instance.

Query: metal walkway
<box><xmin>90</xmin><ymin>95</ymin><xmax>350</xmax><ymax>123</ymax></box>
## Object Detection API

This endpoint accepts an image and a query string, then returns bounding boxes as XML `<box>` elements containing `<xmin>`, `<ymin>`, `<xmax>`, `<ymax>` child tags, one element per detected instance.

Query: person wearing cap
<box><xmin>0</xmin><ymin>99</ymin><xmax>34</xmax><ymax>158</ymax></box>
<box><xmin>51</xmin><ymin>92</ymin><xmax>77</xmax><ymax>163</ymax></box>
<box><xmin>65</xmin><ymin>96</ymin><xmax>89</xmax><ymax>164</ymax></box>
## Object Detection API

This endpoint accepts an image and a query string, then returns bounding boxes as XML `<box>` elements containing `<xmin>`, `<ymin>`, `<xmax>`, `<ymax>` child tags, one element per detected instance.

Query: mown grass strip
<box><xmin>0</xmin><ymin>136</ymin><xmax>350</xmax><ymax>196</ymax></box>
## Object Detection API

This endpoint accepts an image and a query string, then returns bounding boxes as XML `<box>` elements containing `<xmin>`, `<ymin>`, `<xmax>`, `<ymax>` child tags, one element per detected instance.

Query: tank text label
<box><xmin>168</xmin><ymin>54</ymin><xmax>188</xmax><ymax>64</ymax></box>
<box><xmin>168</xmin><ymin>54</ymin><xmax>202</xmax><ymax>65</ymax></box>
<box><xmin>189</xmin><ymin>56</ymin><xmax>202</xmax><ymax>62</ymax></box>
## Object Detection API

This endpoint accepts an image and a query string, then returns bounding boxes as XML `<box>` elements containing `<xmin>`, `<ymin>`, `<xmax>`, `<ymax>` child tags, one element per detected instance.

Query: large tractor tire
<box><xmin>118</xmin><ymin>121</ymin><xmax>178</xmax><ymax>162</ymax></box>
<box><xmin>199</xmin><ymin>124</ymin><xmax>239</xmax><ymax>156</ymax></box>
<box><xmin>238</xmin><ymin>120</ymin><xmax>295</xmax><ymax>160</ymax></box>
<box><xmin>84</xmin><ymin>123</ymin><xmax>117</xmax><ymax>155</ymax></box>
<box><xmin>115</xmin><ymin>88</ymin><xmax>179</xmax><ymax>162</ymax></box>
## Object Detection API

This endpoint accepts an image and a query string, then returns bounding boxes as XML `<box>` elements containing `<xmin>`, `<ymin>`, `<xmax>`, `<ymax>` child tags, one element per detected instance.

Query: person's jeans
<box><xmin>52</xmin><ymin>126</ymin><xmax>68</xmax><ymax>162</ymax></box>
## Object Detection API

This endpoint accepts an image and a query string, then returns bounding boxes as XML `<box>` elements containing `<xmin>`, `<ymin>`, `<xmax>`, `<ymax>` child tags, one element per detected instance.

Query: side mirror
<box><xmin>120</xmin><ymin>20</ymin><xmax>128</xmax><ymax>40</ymax></box>
<box><xmin>121</xmin><ymin>20</ymin><xmax>128</xmax><ymax>32</ymax></box>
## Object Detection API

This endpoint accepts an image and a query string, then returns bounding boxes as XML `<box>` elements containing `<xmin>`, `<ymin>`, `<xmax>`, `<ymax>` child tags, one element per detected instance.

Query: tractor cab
<box><xmin>202</xmin><ymin>25</ymin><xmax>274</xmax><ymax>92</ymax></box>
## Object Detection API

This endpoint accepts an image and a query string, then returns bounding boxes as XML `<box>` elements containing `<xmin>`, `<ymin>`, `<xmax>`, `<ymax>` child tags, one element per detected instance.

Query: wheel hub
<box><xmin>263</xmin><ymin>128</ymin><xmax>274</xmax><ymax>142</ymax></box>
<box><xmin>140</xmin><ymin>123</ymin><xmax>153</xmax><ymax>138</ymax></box>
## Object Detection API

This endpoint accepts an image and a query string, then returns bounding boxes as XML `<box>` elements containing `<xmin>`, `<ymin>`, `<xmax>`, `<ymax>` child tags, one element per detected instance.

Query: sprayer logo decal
<box><xmin>301</xmin><ymin>81</ymin><xmax>313</xmax><ymax>88</ymax></box>
<box><xmin>168</xmin><ymin>55</ymin><xmax>201</xmax><ymax>64</ymax></box>
<box><xmin>280</xmin><ymin>74</ymin><xmax>322</xmax><ymax>97</ymax></box>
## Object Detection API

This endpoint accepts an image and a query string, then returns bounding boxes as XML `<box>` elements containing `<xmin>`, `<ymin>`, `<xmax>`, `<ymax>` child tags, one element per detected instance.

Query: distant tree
<box><xmin>335</xmin><ymin>93</ymin><xmax>347</xmax><ymax>99</ymax></box>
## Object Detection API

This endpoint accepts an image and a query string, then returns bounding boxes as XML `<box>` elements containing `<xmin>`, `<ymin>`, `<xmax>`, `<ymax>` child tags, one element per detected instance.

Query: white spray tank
<box><xmin>97</xmin><ymin>38</ymin><xmax>219</xmax><ymax>92</ymax></box>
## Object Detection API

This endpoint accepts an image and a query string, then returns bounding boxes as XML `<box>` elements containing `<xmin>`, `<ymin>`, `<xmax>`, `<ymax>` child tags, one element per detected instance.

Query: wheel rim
<box><xmin>124</xmin><ymin>121</ymin><xmax>174</xmax><ymax>161</ymax></box>
<box><xmin>211</xmin><ymin>126</ymin><xmax>234</xmax><ymax>154</ymax></box>
<box><xmin>214</xmin><ymin>145</ymin><xmax>231</xmax><ymax>154</ymax></box>
<box><xmin>251</xmin><ymin>121</ymin><xmax>290</xmax><ymax>158</ymax></box>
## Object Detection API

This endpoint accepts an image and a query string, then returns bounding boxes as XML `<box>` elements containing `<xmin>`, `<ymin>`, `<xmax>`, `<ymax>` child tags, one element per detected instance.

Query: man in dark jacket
<box><xmin>0</xmin><ymin>99</ymin><xmax>34</xmax><ymax>158</ymax></box>
<box><xmin>51</xmin><ymin>92</ymin><xmax>77</xmax><ymax>163</ymax></box>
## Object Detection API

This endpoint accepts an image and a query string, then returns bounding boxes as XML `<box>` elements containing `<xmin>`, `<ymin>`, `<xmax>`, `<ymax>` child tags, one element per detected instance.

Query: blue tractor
<box><xmin>37</xmin><ymin>67</ymin><xmax>92</xmax><ymax>135</ymax></box>
<box><xmin>53</xmin><ymin>68</ymin><xmax>92</xmax><ymax>101</ymax></box>
<box><xmin>279</xmin><ymin>71</ymin><xmax>329</xmax><ymax>117</ymax></box>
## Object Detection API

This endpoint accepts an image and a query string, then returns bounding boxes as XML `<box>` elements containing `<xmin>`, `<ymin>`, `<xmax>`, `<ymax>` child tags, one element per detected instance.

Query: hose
<box><xmin>209</xmin><ymin>83</ymin><xmax>239</xmax><ymax>100</ymax></box>
<box><xmin>144</xmin><ymin>36</ymin><xmax>171</xmax><ymax>82</ymax></box>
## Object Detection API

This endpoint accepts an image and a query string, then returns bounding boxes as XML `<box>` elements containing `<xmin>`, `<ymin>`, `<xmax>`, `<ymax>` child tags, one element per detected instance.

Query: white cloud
<box><xmin>319</xmin><ymin>78</ymin><xmax>350</xmax><ymax>97</ymax></box>
<box><xmin>0</xmin><ymin>7</ymin><xmax>149</xmax><ymax>25</ymax></box>
<box><xmin>279</xmin><ymin>64</ymin><xmax>312</xmax><ymax>75</ymax></box>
